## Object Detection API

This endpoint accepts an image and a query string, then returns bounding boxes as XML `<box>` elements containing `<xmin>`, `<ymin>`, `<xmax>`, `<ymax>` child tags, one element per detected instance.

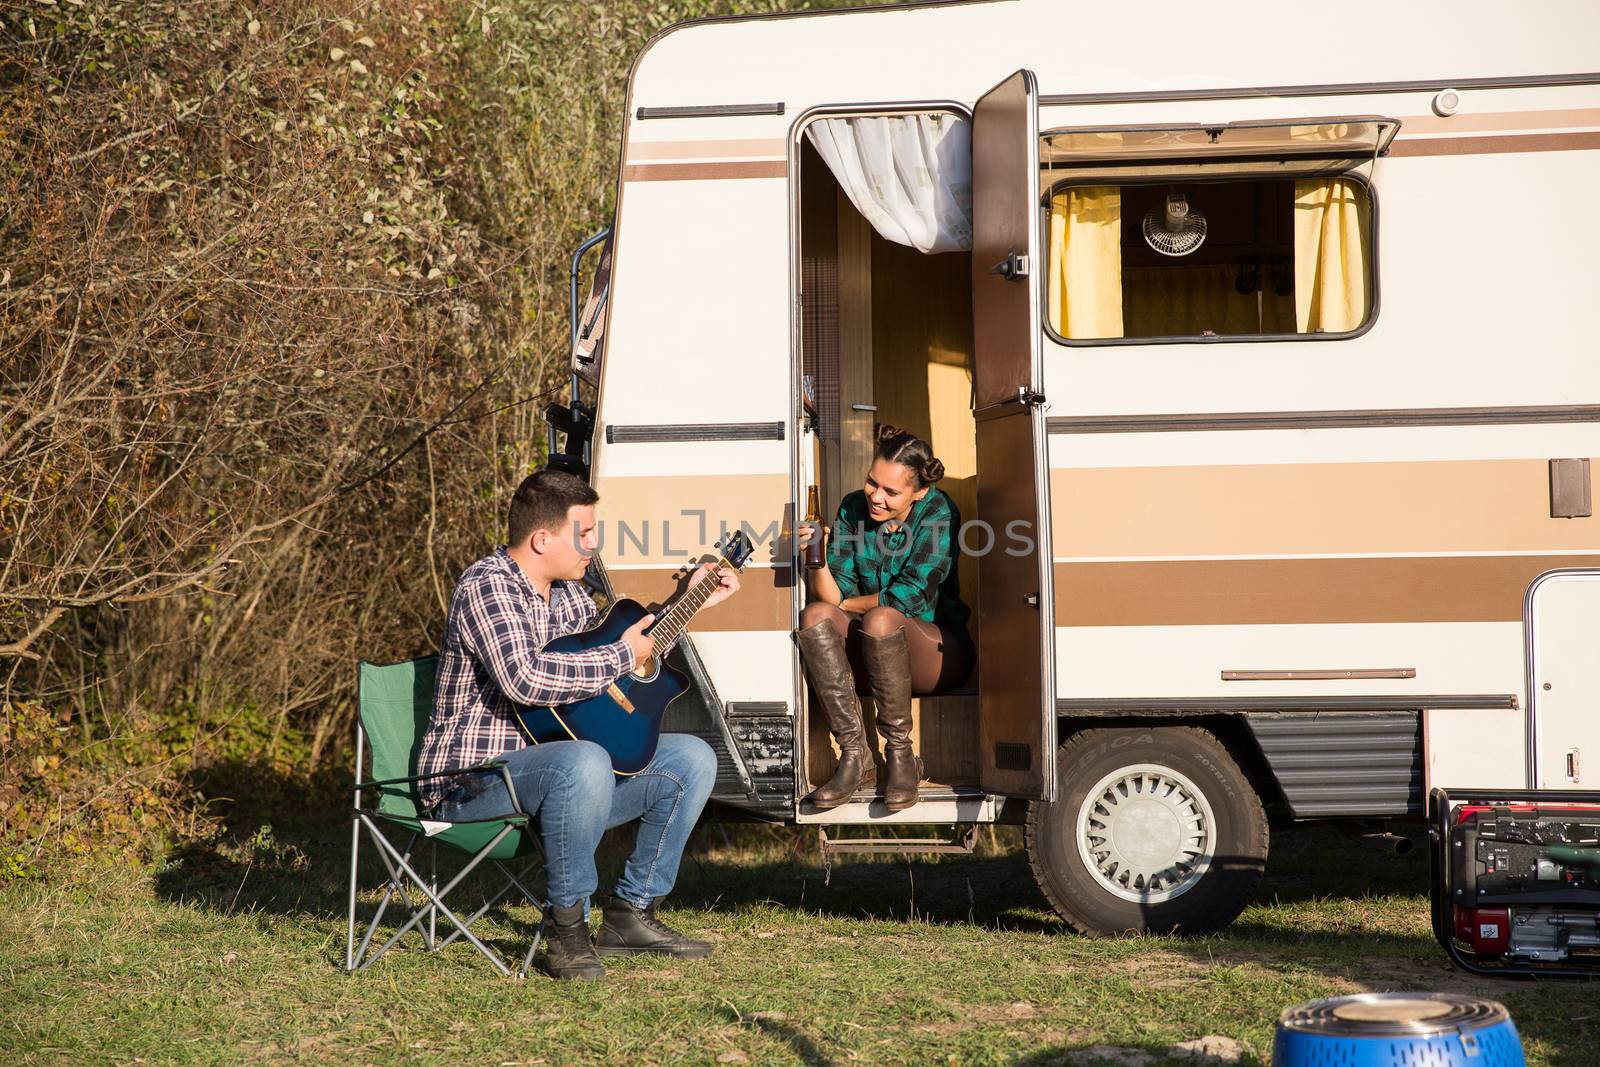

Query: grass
<box><xmin>3</xmin><ymin>815</ymin><xmax>1597</xmax><ymax>1066</ymax></box>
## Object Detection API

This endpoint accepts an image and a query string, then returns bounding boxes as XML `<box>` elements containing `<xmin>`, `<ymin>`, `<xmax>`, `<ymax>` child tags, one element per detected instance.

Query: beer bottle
<box><xmin>804</xmin><ymin>485</ymin><xmax>826</xmax><ymax>570</ymax></box>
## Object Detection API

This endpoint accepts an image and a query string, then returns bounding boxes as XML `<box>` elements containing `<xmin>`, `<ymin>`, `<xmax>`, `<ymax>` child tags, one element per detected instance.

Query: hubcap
<box><xmin>1075</xmin><ymin>763</ymin><xmax>1216</xmax><ymax>904</ymax></box>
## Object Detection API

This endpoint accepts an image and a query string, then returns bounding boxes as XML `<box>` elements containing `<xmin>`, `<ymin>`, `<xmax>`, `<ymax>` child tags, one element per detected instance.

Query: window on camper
<box><xmin>1041</xmin><ymin>117</ymin><xmax>1394</xmax><ymax>343</ymax></box>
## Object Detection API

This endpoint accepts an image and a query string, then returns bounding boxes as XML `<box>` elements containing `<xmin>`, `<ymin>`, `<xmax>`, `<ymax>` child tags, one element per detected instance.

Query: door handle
<box><xmin>1567</xmin><ymin>747</ymin><xmax>1581</xmax><ymax>783</ymax></box>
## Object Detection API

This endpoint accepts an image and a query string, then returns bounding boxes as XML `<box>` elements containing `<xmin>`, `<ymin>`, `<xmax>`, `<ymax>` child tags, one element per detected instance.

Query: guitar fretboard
<box><xmin>647</xmin><ymin>557</ymin><xmax>727</xmax><ymax>649</ymax></box>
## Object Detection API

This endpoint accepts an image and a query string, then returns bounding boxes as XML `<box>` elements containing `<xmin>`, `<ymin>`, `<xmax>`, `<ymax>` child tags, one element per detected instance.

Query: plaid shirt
<box><xmin>828</xmin><ymin>487</ymin><xmax>972</xmax><ymax>635</ymax></box>
<box><xmin>415</xmin><ymin>547</ymin><xmax>635</xmax><ymax>813</ymax></box>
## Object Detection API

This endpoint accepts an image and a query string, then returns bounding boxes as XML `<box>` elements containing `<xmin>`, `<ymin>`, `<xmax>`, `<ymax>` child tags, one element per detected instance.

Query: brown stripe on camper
<box><xmin>592</xmin><ymin>473</ymin><xmax>793</xmax><ymax>566</ymax></box>
<box><xmin>1052</xmin><ymin>554</ymin><xmax>1600</xmax><ymax>627</ymax></box>
<box><xmin>615</xmin><ymin>565</ymin><xmax>791</xmax><ymax>631</ymax></box>
<box><xmin>1389</xmin><ymin>130</ymin><xmax>1600</xmax><ymax>157</ymax></box>
<box><xmin>622</xmin><ymin>160</ymin><xmax>787</xmax><ymax>182</ymax></box>
<box><xmin>1049</xmin><ymin>459</ymin><xmax>1600</xmax><ymax>558</ymax></box>
<box><xmin>625</xmin><ymin>138</ymin><xmax>787</xmax><ymax>162</ymax></box>
<box><xmin>1397</xmin><ymin>107</ymin><xmax>1600</xmax><ymax>135</ymax></box>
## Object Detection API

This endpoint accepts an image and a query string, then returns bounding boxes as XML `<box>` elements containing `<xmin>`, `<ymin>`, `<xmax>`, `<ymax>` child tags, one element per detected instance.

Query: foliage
<box><xmin>0</xmin><ymin>0</ymin><xmax>856</xmax><ymax>861</ymax></box>
<box><xmin>0</xmin><ymin>847</ymin><xmax>34</xmax><ymax>883</ymax></box>
<box><xmin>2</xmin><ymin>0</ymin><xmax>535</xmax><ymax>854</ymax></box>
<box><xmin>0</xmin><ymin>693</ymin><xmax>329</xmax><ymax>870</ymax></box>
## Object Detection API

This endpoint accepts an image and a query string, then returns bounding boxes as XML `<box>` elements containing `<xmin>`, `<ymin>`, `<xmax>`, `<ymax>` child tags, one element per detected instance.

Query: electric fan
<box><xmin>1142</xmin><ymin>192</ymin><xmax>1206</xmax><ymax>256</ymax></box>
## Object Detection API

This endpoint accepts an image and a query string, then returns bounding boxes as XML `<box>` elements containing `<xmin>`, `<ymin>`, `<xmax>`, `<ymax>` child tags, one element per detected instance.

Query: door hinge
<box><xmin>988</xmin><ymin>248</ymin><xmax>1030</xmax><ymax>281</ymax></box>
<box><xmin>973</xmin><ymin>387</ymin><xmax>1046</xmax><ymax>423</ymax></box>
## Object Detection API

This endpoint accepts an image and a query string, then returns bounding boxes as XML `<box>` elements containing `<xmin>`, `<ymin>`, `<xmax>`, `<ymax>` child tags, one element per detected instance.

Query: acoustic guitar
<box><xmin>513</xmin><ymin>532</ymin><xmax>755</xmax><ymax>775</ymax></box>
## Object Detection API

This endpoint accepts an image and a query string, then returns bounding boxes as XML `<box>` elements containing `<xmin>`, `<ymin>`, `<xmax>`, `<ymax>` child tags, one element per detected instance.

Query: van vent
<box><xmin>606</xmin><ymin>421</ymin><xmax>785</xmax><ymax>444</ymax></box>
<box><xmin>725</xmin><ymin>701</ymin><xmax>789</xmax><ymax>719</ymax></box>
<box><xmin>994</xmin><ymin>742</ymin><xmax>1032</xmax><ymax>771</ymax></box>
<box><xmin>637</xmin><ymin>103</ymin><xmax>785</xmax><ymax>120</ymax></box>
<box><xmin>1245</xmin><ymin>711</ymin><xmax>1422</xmax><ymax>817</ymax></box>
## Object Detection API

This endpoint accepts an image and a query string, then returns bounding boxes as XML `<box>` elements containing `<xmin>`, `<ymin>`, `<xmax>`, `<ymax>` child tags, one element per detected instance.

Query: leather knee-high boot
<box><xmin>860</xmin><ymin>629</ymin><xmax>919</xmax><ymax>811</ymax></box>
<box><xmin>798</xmin><ymin>621</ymin><xmax>875</xmax><ymax>809</ymax></box>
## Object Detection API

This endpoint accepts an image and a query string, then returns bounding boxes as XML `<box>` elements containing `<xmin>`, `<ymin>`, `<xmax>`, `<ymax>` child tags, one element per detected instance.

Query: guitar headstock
<box><xmin>719</xmin><ymin>530</ymin><xmax>755</xmax><ymax>571</ymax></box>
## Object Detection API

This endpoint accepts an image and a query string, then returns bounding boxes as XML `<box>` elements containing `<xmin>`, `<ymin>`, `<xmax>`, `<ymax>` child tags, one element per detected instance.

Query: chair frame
<box><xmin>345</xmin><ymin>723</ymin><xmax>549</xmax><ymax>979</ymax></box>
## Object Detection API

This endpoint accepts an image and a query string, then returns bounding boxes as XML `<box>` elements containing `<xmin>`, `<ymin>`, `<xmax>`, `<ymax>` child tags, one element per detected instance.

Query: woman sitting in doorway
<box><xmin>798</xmin><ymin>424</ymin><xmax>975</xmax><ymax>812</ymax></box>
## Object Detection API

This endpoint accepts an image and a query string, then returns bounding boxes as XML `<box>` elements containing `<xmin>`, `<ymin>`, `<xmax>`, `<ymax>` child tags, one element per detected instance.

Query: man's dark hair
<box><xmin>508</xmin><ymin>469</ymin><xmax>599</xmax><ymax>547</ymax></box>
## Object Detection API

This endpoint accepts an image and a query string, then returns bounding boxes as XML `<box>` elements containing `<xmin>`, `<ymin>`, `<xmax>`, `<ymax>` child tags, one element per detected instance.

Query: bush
<box><xmin>0</xmin><ymin>0</ymin><xmax>859</xmax><ymax>862</ymax></box>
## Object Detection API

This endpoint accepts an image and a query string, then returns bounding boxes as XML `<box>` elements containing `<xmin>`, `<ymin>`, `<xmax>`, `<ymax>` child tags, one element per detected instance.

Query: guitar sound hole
<box><xmin>633</xmin><ymin>657</ymin><xmax>659</xmax><ymax>681</ymax></box>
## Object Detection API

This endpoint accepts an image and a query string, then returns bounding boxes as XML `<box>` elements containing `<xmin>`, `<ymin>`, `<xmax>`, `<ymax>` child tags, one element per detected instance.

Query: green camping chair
<box><xmin>346</xmin><ymin>656</ymin><xmax>547</xmax><ymax>978</ymax></box>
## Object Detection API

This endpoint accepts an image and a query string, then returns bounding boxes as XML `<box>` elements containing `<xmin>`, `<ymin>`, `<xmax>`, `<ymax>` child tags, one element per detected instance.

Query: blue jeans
<box><xmin>435</xmin><ymin>734</ymin><xmax>717</xmax><ymax>910</ymax></box>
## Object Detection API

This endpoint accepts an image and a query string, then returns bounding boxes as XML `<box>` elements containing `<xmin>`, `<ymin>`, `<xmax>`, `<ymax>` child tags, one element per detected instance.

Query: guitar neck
<box><xmin>647</xmin><ymin>558</ymin><xmax>727</xmax><ymax>647</ymax></box>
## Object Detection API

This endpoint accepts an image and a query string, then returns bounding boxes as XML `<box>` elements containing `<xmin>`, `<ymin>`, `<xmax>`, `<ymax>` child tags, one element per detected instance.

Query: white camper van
<box><xmin>545</xmin><ymin>0</ymin><xmax>1600</xmax><ymax>936</ymax></box>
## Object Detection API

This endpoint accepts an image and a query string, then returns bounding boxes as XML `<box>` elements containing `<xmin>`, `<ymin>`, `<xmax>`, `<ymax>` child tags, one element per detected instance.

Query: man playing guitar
<box><xmin>416</xmin><ymin>469</ymin><xmax>740</xmax><ymax>981</ymax></box>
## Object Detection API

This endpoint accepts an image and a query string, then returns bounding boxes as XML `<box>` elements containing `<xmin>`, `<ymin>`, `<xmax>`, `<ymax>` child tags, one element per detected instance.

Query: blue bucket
<box><xmin>1274</xmin><ymin>992</ymin><xmax>1525</xmax><ymax>1067</ymax></box>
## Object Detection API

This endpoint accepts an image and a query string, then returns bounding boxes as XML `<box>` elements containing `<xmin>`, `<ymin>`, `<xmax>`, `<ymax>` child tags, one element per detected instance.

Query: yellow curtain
<box><xmin>1048</xmin><ymin>187</ymin><xmax>1122</xmax><ymax>339</ymax></box>
<box><xmin>1123</xmin><ymin>263</ymin><xmax>1296</xmax><ymax>338</ymax></box>
<box><xmin>1294</xmin><ymin>178</ymin><xmax>1371</xmax><ymax>333</ymax></box>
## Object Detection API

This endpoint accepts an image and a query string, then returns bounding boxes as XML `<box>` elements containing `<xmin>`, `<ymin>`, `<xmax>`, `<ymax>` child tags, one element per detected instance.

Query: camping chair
<box><xmin>346</xmin><ymin>655</ymin><xmax>547</xmax><ymax>978</ymax></box>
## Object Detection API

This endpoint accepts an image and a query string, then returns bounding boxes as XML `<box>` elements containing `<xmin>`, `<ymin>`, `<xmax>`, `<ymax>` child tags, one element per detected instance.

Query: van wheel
<box><xmin>1025</xmin><ymin>726</ymin><xmax>1267</xmax><ymax>936</ymax></box>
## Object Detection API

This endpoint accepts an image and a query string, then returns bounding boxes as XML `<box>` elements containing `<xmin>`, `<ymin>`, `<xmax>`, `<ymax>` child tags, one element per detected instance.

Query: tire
<box><xmin>1025</xmin><ymin>725</ymin><xmax>1268</xmax><ymax>936</ymax></box>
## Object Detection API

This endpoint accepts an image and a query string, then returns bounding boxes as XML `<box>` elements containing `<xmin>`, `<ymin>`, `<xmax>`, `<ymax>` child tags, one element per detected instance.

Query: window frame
<box><xmin>1038</xmin><ymin>115</ymin><xmax>1400</xmax><ymax>169</ymax></box>
<box><xmin>1039</xmin><ymin>169</ymin><xmax>1382</xmax><ymax>349</ymax></box>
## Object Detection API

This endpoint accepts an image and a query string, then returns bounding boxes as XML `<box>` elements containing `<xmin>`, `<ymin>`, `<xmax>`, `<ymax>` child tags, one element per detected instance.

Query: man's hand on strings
<box><xmin>698</xmin><ymin>560</ymin><xmax>740</xmax><ymax>611</ymax></box>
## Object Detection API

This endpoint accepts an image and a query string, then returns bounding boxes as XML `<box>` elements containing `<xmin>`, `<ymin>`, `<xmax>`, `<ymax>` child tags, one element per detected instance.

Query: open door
<box><xmin>971</xmin><ymin>70</ymin><xmax>1056</xmax><ymax>801</ymax></box>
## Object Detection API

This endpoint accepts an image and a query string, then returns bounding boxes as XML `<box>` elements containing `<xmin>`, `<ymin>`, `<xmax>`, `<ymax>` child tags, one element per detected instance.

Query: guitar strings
<box><xmin>653</xmin><ymin>566</ymin><xmax>717</xmax><ymax>640</ymax></box>
<box><xmin>649</xmin><ymin>557</ymin><xmax>729</xmax><ymax>646</ymax></box>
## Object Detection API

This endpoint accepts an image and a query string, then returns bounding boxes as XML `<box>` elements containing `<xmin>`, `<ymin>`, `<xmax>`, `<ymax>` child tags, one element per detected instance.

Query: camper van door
<box><xmin>971</xmin><ymin>69</ymin><xmax>1057</xmax><ymax>801</ymax></box>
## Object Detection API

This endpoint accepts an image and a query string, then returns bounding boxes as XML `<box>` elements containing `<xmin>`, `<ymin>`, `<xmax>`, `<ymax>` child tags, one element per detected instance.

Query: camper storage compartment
<box><xmin>1431</xmin><ymin>787</ymin><xmax>1600</xmax><ymax>978</ymax></box>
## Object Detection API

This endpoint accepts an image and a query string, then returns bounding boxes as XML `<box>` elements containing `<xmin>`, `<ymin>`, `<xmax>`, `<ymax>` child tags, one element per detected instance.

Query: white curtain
<box><xmin>806</xmin><ymin>114</ymin><xmax>973</xmax><ymax>254</ymax></box>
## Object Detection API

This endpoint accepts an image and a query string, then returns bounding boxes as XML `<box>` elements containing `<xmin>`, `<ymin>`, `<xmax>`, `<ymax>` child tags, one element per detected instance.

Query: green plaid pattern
<box><xmin>827</xmin><ymin>487</ymin><xmax>972</xmax><ymax>636</ymax></box>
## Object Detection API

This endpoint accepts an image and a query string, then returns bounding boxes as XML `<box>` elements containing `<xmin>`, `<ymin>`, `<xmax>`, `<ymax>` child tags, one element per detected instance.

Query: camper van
<box><xmin>544</xmin><ymin>0</ymin><xmax>1600</xmax><ymax>937</ymax></box>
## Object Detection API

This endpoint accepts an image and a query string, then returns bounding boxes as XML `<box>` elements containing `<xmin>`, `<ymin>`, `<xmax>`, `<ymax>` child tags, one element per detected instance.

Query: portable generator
<box><xmin>1432</xmin><ymin>787</ymin><xmax>1600</xmax><ymax>978</ymax></box>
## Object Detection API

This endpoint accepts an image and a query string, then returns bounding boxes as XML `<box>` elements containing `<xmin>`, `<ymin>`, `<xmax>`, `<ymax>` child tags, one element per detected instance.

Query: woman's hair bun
<box><xmin>872</xmin><ymin>423</ymin><xmax>944</xmax><ymax>489</ymax></box>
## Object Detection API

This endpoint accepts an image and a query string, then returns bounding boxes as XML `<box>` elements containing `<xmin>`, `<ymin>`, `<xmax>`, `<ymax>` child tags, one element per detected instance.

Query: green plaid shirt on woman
<box><xmin>828</xmin><ymin>487</ymin><xmax>972</xmax><ymax>638</ymax></box>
